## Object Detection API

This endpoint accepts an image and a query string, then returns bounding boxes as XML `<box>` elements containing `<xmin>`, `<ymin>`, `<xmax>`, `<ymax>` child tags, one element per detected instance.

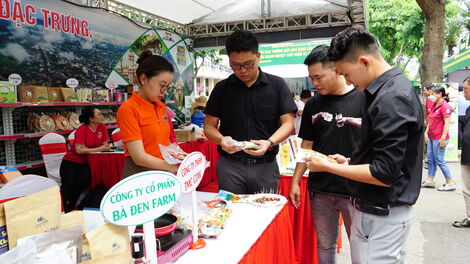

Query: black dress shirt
<box><xmin>205</xmin><ymin>69</ymin><xmax>297</xmax><ymax>158</ymax></box>
<box><xmin>350</xmin><ymin>67</ymin><xmax>424</xmax><ymax>205</ymax></box>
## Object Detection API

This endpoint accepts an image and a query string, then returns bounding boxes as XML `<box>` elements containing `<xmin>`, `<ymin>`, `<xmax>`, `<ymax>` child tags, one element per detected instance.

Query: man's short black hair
<box><xmin>304</xmin><ymin>45</ymin><xmax>333</xmax><ymax>68</ymax></box>
<box><xmin>300</xmin><ymin>90</ymin><xmax>312</xmax><ymax>99</ymax></box>
<box><xmin>464</xmin><ymin>76</ymin><xmax>470</xmax><ymax>85</ymax></box>
<box><xmin>328</xmin><ymin>26</ymin><xmax>382</xmax><ymax>62</ymax></box>
<box><xmin>225</xmin><ymin>30</ymin><xmax>259</xmax><ymax>55</ymax></box>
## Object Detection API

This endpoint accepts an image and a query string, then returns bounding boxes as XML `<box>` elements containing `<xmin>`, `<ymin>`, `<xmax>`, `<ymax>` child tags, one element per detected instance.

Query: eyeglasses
<box><xmin>230</xmin><ymin>61</ymin><xmax>256</xmax><ymax>71</ymax></box>
<box><xmin>160</xmin><ymin>84</ymin><xmax>174</xmax><ymax>94</ymax></box>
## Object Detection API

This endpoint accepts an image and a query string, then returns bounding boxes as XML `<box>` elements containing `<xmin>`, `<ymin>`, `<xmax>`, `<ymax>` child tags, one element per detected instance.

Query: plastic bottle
<box><xmin>191</xmin><ymin>109</ymin><xmax>205</xmax><ymax>128</ymax></box>
<box><xmin>130</xmin><ymin>234</ymin><xmax>149</xmax><ymax>264</ymax></box>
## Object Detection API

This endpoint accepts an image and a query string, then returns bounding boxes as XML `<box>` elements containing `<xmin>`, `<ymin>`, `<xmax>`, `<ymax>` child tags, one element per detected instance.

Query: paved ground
<box><xmin>336</xmin><ymin>162</ymin><xmax>470</xmax><ymax>264</ymax></box>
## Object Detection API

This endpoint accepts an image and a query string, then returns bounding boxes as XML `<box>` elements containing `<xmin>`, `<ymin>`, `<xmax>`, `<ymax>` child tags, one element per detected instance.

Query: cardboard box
<box><xmin>61</xmin><ymin>88</ymin><xmax>78</xmax><ymax>102</ymax></box>
<box><xmin>0</xmin><ymin>165</ymin><xmax>22</xmax><ymax>183</ymax></box>
<box><xmin>17</xmin><ymin>86</ymin><xmax>36</xmax><ymax>102</ymax></box>
<box><xmin>174</xmin><ymin>129</ymin><xmax>196</xmax><ymax>142</ymax></box>
<box><xmin>47</xmin><ymin>87</ymin><xmax>63</xmax><ymax>102</ymax></box>
<box><xmin>35</xmin><ymin>86</ymin><xmax>49</xmax><ymax>102</ymax></box>
<box><xmin>0</xmin><ymin>81</ymin><xmax>16</xmax><ymax>103</ymax></box>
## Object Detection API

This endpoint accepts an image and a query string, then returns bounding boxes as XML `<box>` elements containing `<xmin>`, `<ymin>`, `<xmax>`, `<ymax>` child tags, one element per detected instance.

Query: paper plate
<box><xmin>247</xmin><ymin>193</ymin><xmax>287</xmax><ymax>207</ymax></box>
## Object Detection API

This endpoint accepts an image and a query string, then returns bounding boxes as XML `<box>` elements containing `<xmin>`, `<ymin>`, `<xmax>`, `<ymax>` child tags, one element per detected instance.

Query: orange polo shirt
<box><xmin>117</xmin><ymin>92</ymin><xmax>170</xmax><ymax>158</ymax></box>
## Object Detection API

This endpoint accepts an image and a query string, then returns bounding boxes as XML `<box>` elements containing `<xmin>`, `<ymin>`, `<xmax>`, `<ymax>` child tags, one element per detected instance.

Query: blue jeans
<box><xmin>310</xmin><ymin>193</ymin><xmax>352</xmax><ymax>264</ymax></box>
<box><xmin>427</xmin><ymin>139</ymin><xmax>452</xmax><ymax>179</ymax></box>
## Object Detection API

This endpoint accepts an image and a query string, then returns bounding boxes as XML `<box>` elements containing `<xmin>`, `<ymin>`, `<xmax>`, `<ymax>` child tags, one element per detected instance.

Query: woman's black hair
<box><xmin>431</xmin><ymin>86</ymin><xmax>449</xmax><ymax>102</ymax></box>
<box><xmin>79</xmin><ymin>106</ymin><xmax>96</xmax><ymax>125</ymax></box>
<box><xmin>136</xmin><ymin>50</ymin><xmax>174</xmax><ymax>84</ymax></box>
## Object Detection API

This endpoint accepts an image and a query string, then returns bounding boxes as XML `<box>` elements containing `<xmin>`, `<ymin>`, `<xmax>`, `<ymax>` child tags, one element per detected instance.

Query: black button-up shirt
<box><xmin>205</xmin><ymin>69</ymin><xmax>297</xmax><ymax>158</ymax></box>
<box><xmin>350</xmin><ymin>67</ymin><xmax>424</xmax><ymax>205</ymax></box>
<box><xmin>461</xmin><ymin>106</ymin><xmax>470</xmax><ymax>165</ymax></box>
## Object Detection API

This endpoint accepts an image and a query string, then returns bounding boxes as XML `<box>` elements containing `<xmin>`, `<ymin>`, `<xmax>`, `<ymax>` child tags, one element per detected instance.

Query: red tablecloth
<box><xmin>87</xmin><ymin>140</ymin><xmax>219</xmax><ymax>189</ymax></box>
<box><xmin>179</xmin><ymin>139</ymin><xmax>219</xmax><ymax>187</ymax></box>
<box><xmin>239</xmin><ymin>203</ymin><xmax>296</xmax><ymax>264</ymax></box>
<box><xmin>87</xmin><ymin>152</ymin><xmax>126</xmax><ymax>189</ymax></box>
<box><xmin>278</xmin><ymin>175</ymin><xmax>318</xmax><ymax>264</ymax></box>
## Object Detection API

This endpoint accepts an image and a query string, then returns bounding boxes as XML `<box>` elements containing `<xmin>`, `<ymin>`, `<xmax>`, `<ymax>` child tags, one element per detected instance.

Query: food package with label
<box><xmin>35</xmin><ymin>86</ymin><xmax>49</xmax><ymax>102</ymax></box>
<box><xmin>47</xmin><ymin>87</ymin><xmax>63</xmax><ymax>102</ymax></box>
<box><xmin>198</xmin><ymin>206</ymin><xmax>232</xmax><ymax>238</ymax></box>
<box><xmin>16</xmin><ymin>225</ymin><xmax>82</xmax><ymax>264</ymax></box>
<box><xmin>0</xmin><ymin>165</ymin><xmax>22</xmax><ymax>183</ymax></box>
<box><xmin>0</xmin><ymin>81</ymin><xmax>16</xmax><ymax>103</ymax></box>
<box><xmin>296</xmin><ymin>148</ymin><xmax>337</xmax><ymax>164</ymax></box>
<box><xmin>159</xmin><ymin>143</ymin><xmax>189</xmax><ymax>164</ymax></box>
<box><xmin>61</xmin><ymin>88</ymin><xmax>78</xmax><ymax>102</ymax></box>
<box><xmin>18</xmin><ymin>86</ymin><xmax>36</xmax><ymax>102</ymax></box>
<box><xmin>3</xmin><ymin>186</ymin><xmax>61</xmax><ymax>248</ymax></box>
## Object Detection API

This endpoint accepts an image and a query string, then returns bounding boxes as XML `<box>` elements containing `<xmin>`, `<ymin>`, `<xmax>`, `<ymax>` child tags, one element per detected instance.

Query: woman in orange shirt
<box><xmin>117</xmin><ymin>50</ymin><xmax>179</xmax><ymax>178</ymax></box>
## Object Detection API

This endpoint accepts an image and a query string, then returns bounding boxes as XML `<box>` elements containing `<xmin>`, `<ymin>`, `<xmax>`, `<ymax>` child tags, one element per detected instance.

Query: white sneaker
<box><xmin>437</xmin><ymin>183</ymin><xmax>456</xmax><ymax>191</ymax></box>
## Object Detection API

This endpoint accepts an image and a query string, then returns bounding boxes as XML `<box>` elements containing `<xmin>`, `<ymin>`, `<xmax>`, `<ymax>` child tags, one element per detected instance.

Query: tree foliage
<box><xmin>193</xmin><ymin>49</ymin><xmax>226</xmax><ymax>77</ymax></box>
<box><xmin>368</xmin><ymin>0</ymin><xmax>425</xmax><ymax>71</ymax></box>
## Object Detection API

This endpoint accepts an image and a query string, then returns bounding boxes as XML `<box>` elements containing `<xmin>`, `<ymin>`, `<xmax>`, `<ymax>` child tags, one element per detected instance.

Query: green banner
<box><xmin>259</xmin><ymin>40</ymin><xmax>331</xmax><ymax>67</ymax></box>
<box><xmin>443</xmin><ymin>47</ymin><xmax>470</xmax><ymax>74</ymax></box>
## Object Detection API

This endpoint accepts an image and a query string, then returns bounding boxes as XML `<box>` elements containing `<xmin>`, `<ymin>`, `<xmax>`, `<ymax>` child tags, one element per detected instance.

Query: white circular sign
<box><xmin>106</xmin><ymin>81</ymin><xmax>117</xmax><ymax>89</ymax></box>
<box><xmin>8</xmin><ymin>73</ymin><xmax>22</xmax><ymax>85</ymax></box>
<box><xmin>66</xmin><ymin>78</ymin><xmax>79</xmax><ymax>88</ymax></box>
<box><xmin>100</xmin><ymin>171</ymin><xmax>182</xmax><ymax>226</ymax></box>
<box><xmin>177</xmin><ymin>152</ymin><xmax>207</xmax><ymax>193</ymax></box>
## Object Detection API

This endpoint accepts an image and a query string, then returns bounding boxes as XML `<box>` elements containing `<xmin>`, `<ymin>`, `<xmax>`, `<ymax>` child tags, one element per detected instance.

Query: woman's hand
<box><xmin>439</xmin><ymin>138</ymin><xmax>447</xmax><ymax>149</ymax></box>
<box><xmin>99</xmin><ymin>143</ymin><xmax>110</xmax><ymax>152</ymax></box>
<box><xmin>424</xmin><ymin>134</ymin><xmax>428</xmax><ymax>145</ymax></box>
<box><xmin>168</xmin><ymin>163</ymin><xmax>180</xmax><ymax>174</ymax></box>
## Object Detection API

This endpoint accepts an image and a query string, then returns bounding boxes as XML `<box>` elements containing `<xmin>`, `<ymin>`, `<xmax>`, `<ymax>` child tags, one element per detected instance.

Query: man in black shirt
<box><xmin>454</xmin><ymin>76</ymin><xmax>470</xmax><ymax>228</ymax></box>
<box><xmin>289</xmin><ymin>45</ymin><xmax>366</xmax><ymax>264</ymax></box>
<box><xmin>204</xmin><ymin>30</ymin><xmax>297</xmax><ymax>194</ymax></box>
<box><xmin>305</xmin><ymin>27</ymin><xmax>424</xmax><ymax>263</ymax></box>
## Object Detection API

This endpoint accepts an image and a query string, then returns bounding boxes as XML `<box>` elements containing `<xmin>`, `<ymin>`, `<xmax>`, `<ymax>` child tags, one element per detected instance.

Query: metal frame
<box><xmin>66</xmin><ymin>0</ymin><xmax>365</xmax><ymax>38</ymax></box>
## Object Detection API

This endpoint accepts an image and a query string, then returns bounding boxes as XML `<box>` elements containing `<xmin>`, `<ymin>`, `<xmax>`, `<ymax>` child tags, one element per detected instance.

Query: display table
<box><xmin>86</xmin><ymin>140</ymin><xmax>218</xmax><ymax>189</ymax></box>
<box><xmin>87</xmin><ymin>151</ymin><xmax>126</xmax><ymax>189</ymax></box>
<box><xmin>176</xmin><ymin>192</ymin><xmax>296</xmax><ymax>264</ymax></box>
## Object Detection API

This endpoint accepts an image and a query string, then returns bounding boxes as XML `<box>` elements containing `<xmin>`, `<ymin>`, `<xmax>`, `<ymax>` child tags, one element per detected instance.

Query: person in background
<box><xmin>289</xmin><ymin>45</ymin><xmax>365</xmax><ymax>264</ymax></box>
<box><xmin>204</xmin><ymin>30</ymin><xmax>297</xmax><ymax>194</ymax></box>
<box><xmin>306</xmin><ymin>26</ymin><xmax>424</xmax><ymax>263</ymax></box>
<box><xmin>60</xmin><ymin>106</ymin><xmax>110</xmax><ymax>212</ymax></box>
<box><xmin>191</xmin><ymin>96</ymin><xmax>207</xmax><ymax>128</ymax></box>
<box><xmin>422</xmin><ymin>86</ymin><xmax>455</xmax><ymax>191</ymax></box>
<box><xmin>423</xmin><ymin>83</ymin><xmax>434</xmax><ymax>120</ymax></box>
<box><xmin>454</xmin><ymin>76</ymin><xmax>470</xmax><ymax>228</ymax></box>
<box><xmin>117</xmin><ymin>50</ymin><xmax>179</xmax><ymax>178</ymax></box>
<box><xmin>457</xmin><ymin>85</ymin><xmax>470</xmax><ymax>149</ymax></box>
<box><xmin>294</xmin><ymin>90</ymin><xmax>312</xmax><ymax>134</ymax></box>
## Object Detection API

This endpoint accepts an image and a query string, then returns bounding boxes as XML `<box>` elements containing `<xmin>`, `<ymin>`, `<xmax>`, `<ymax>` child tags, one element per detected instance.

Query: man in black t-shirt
<box><xmin>289</xmin><ymin>45</ymin><xmax>365</xmax><ymax>264</ymax></box>
<box><xmin>204</xmin><ymin>30</ymin><xmax>297</xmax><ymax>194</ymax></box>
<box><xmin>454</xmin><ymin>76</ymin><xmax>470</xmax><ymax>228</ymax></box>
<box><xmin>305</xmin><ymin>27</ymin><xmax>424</xmax><ymax>263</ymax></box>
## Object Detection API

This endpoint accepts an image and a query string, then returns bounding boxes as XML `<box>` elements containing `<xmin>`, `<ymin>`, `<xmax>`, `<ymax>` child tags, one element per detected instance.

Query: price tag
<box><xmin>66</xmin><ymin>78</ymin><xmax>79</xmax><ymax>88</ymax></box>
<box><xmin>8</xmin><ymin>74</ymin><xmax>22</xmax><ymax>85</ymax></box>
<box><xmin>106</xmin><ymin>81</ymin><xmax>117</xmax><ymax>89</ymax></box>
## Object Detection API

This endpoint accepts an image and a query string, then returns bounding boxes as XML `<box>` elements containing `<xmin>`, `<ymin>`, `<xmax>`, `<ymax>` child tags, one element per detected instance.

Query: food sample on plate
<box><xmin>297</xmin><ymin>149</ymin><xmax>337</xmax><ymax>164</ymax></box>
<box><xmin>198</xmin><ymin>207</ymin><xmax>232</xmax><ymax>238</ymax></box>
<box><xmin>159</xmin><ymin>143</ymin><xmax>189</xmax><ymax>164</ymax></box>
<box><xmin>247</xmin><ymin>193</ymin><xmax>287</xmax><ymax>207</ymax></box>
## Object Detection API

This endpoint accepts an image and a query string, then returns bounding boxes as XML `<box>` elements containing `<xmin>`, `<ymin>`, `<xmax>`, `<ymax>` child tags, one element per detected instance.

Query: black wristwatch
<box><xmin>267</xmin><ymin>139</ymin><xmax>275</xmax><ymax>151</ymax></box>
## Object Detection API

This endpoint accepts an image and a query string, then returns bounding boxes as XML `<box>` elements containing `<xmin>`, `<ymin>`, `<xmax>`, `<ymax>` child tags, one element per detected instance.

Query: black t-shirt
<box><xmin>350</xmin><ymin>67</ymin><xmax>424</xmax><ymax>205</ymax></box>
<box><xmin>299</xmin><ymin>88</ymin><xmax>366</xmax><ymax>197</ymax></box>
<box><xmin>461</xmin><ymin>107</ymin><xmax>470</xmax><ymax>165</ymax></box>
<box><xmin>205</xmin><ymin>69</ymin><xmax>297</xmax><ymax>158</ymax></box>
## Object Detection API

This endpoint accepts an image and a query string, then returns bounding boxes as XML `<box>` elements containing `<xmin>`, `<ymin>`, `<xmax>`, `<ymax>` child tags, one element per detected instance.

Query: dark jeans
<box><xmin>216</xmin><ymin>156</ymin><xmax>280</xmax><ymax>194</ymax></box>
<box><xmin>60</xmin><ymin>160</ymin><xmax>91</xmax><ymax>212</ymax></box>
<box><xmin>459</xmin><ymin>115</ymin><xmax>465</xmax><ymax>149</ymax></box>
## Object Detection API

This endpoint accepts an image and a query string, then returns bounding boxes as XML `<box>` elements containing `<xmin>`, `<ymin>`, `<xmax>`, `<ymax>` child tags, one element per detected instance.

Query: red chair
<box><xmin>111</xmin><ymin>128</ymin><xmax>123</xmax><ymax>147</ymax></box>
<box><xmin>39</xmin><ymin>133</ymin><xmax>67</xmax><ymax>186</ymax></box>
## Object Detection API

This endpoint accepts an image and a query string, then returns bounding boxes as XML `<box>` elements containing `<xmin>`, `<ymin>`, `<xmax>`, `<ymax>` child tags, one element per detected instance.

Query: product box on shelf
<box><xmin>60</xmin><ymin>88</ymin><xmax>78</xmax><ymax>102</ymax></box>
<box><xmin>0</xmin><ymin>81</ymin><xmax>16</xmax><ymax>103</ymax></box>
<box><xmin>174</xmin><ymin>129</ymin><xmax>196</xmax><ymax>142</ymax></box>
<box><xmin>0</xmin><ymin>165</ymin><xmax>22</xmax><ymax>183</ymax></box>
<box><xmin>17</xmin><ymin>86</ymin><xmax>36</xmax><ymax>102</ymax></box>
<box><xmin>35</xmin><ymin>86</ymin><xmax>49</xmax><ymax>102</ymax></box>
<box><xmin>47</xmin><ymin>87</ymin><xmax>63</xmax><ymax>102</ymax></box>
<box><xmin>77</xmin><ymin>88</ymin><xmax>93</xmax><ymax>102</ymax></box>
